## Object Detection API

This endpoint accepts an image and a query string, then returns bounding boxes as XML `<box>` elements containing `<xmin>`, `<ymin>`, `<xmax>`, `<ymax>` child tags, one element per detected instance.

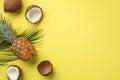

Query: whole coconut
<box><xmin>4</xmin><ymin>0</ymin><xmax>22</xmax><ymax>13</ymax></box>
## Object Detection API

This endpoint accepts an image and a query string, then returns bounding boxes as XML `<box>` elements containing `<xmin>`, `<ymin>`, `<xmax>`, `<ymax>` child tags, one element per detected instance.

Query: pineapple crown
<box><xmin>0</xmin><ymin>15</ymin><xmax>44</xmax><ymax>65</ymax></box>
<box><xmin>0</xmin><ymin>15</ymin><xmax>16</xmax><ymax>43</ymax></box>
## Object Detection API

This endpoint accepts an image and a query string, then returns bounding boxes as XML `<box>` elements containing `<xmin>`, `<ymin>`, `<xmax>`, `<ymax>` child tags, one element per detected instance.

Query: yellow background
<box><xmin>0</xmin><ymin>0</ymin><xmax>120</xmax><ymax>80</ymax></box>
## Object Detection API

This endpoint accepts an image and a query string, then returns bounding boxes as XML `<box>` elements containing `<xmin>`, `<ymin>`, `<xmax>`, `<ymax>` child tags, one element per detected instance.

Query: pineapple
<box><xmin>11</xmin><ymin>37</ymin><xmax>36</xmax><ymax>61</ymax></box>
<box><xmin>0</xmin><ymin>16</ymin><xmax>36</xmax><ymax>61</ymax></box>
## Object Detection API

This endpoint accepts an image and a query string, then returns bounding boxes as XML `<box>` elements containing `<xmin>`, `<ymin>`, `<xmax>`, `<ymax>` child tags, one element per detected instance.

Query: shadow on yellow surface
<box><xmin>0</xmin><ymin>0</ymin><xmax>120</xmax><ymax>80</ymax></box>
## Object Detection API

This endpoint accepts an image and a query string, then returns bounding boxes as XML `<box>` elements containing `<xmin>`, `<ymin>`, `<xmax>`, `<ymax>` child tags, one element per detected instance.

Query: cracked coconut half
<box><xmin>7</xmin><ymin>65</ymin><xmax>22</xmax><ymax>80</ymax></box>
<box><xmin>25</xmin><ymin>5</ymin><xmax>43</xmax><ymax>24</ymax></box>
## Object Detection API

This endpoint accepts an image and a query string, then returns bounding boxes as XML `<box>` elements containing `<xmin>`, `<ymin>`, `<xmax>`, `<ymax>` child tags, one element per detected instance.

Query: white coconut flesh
<box><xmin>26</xmin><ymin>7</ymin><xmax>42</xmax><ymax>23</ymax></box>
<box><xmin>7</xmin><ymin>66</ymin><xmax>19</xmax><ymax>80</ymax></box>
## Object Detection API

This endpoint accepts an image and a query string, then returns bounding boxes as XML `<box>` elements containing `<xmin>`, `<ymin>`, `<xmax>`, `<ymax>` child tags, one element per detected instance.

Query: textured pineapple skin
<box><xmin>11</xmin><ymin>37</ymin><xmax>36</xmax><ymax>61</ymax></box>
<box><xmin>0</xmin><ymin>16</ymin><xmax>36</xmax><ymax>61</ymax></box>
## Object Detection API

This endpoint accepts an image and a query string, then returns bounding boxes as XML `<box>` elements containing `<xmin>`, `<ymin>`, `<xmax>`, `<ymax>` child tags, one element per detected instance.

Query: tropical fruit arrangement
<box><xmin>0</xmin><ymin>0</ymin><xmax>53</xmax><ymax>80</ymax></box>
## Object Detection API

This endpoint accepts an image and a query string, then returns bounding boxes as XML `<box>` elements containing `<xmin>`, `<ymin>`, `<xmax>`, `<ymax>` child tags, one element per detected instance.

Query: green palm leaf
<box><xmin>0</xmin><ymin>15</ymin><xmax>44</xmax><ymax>65</ymax></box>
<box><xmin>17</xmin><ymin>27</ymin><xmax>45</xmax><ymax>47</ymax></box>
<box><xmin>0</xmin><ymin>51</ymin><xmax>18</xmax><ymax>66</ymax></box>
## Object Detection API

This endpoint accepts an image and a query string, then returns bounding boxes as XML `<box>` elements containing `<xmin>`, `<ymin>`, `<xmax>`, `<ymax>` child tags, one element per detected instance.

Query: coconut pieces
<box><xmin>25</xmin><ymin>5</ymin><xmax>43</xmax><ymax>24</ymax></box>
<box><xmin>6</xmin><ymin>65</ymin><xmax>22</xmax><ymax>80</ymax></box>
<box><xmin>4</xmin><ymin>0</ymin><xmax>22</xmax><ymax>13</ymax></box>
<box><xmin>37</xmin><ymin>60</ymin><xmax>53</xmax><ymax>76</ymax></box>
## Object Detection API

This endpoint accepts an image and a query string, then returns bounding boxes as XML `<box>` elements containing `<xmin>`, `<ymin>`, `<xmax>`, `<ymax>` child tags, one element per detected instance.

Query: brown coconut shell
<box><xmin>4</xmin><ymin>0</ymin><xmax>22</xmax><ymax>13</ymax></box>
<box><xmin>37</xmin><ymin>60</ymin><xmax>53</xmax><ymax>76</ymax></box>
<box><xmin>7</xmin><ymin>65</ymin><xmax>22</xmax><ymax>80</ymax></box>
<box><xmin>25</xmin><ymin>5</ymin><xmax>43</xmax><ymax>24</ymax></box>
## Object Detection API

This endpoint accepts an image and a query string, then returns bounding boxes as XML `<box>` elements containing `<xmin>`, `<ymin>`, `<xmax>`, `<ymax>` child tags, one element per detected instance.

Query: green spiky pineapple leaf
<box><xmin>0</xmin><ymin>15</ymin><xmax>44</xmax><ymax>65</ymax></box>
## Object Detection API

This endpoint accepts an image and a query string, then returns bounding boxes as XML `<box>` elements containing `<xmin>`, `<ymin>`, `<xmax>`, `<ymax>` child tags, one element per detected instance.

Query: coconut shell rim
<box><xmin>7</xmin><ymin>65</ymin><xmax>22</xmax><ymax>80</ymax></box>
<box><xmin>25</xmin><ymin>5</ymin><xmax>43</xmax><ymax>24</ymax></box>
<box><xmin>37</xmin><ymin>60</ymin><xmax>53</xmax><ymax>76</ymax></box>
